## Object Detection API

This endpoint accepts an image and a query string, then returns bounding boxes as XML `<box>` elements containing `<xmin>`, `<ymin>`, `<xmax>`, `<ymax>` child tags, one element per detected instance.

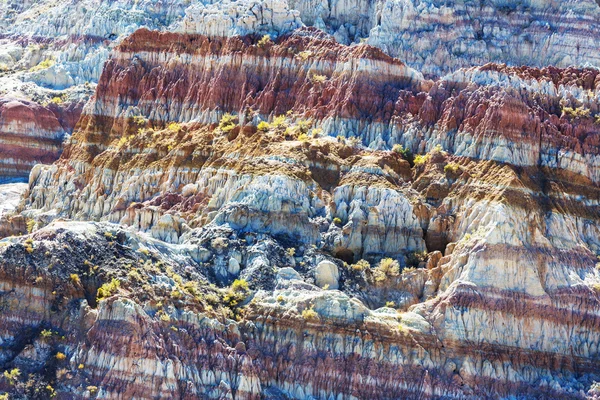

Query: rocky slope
<box><xmin>2</xmin><ymin>0</ymin><xmax>600</xmax><ymax>183</ymax></box>
<box><xmin>0</xmin><ymin>0</ymin><xmax>195</xmax><ymax>182</ymax></box>
<box><xmin>0</xmin><ymin>26</ymin><xmax>596</xmax><ymax>399</ymax></box>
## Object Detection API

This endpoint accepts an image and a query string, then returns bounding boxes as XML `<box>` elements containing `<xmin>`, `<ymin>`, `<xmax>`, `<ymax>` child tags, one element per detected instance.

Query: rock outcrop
<box><xmin>1</xmin><ymin>26</ymin><xmax>596</xmax><ymax>399</ymax></box>
<box><xmin>0</xmin><ymin>1</ymin><xmax>600</xmax><ymax>399</ymax></box>
<box><xmin>3</xmin><ymin>0</ymin><xmax>600</xmax><ymax>182</ymax></box>
<box><xmin>365</xmin><ymin>0</ymin><xmax>600</xmax><ymax>76</ymax></box>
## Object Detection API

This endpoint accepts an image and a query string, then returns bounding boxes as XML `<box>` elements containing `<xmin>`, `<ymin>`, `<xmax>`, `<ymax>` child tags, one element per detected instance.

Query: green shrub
<box><xmin>272</xmin><ymin>115</ymin><xmax>287</xmax><ymax>128</ymax></box>
<box><xmin>40</xmin><ymin>329</ymin><xmax>53</xmax><ymax>338</ymax></box>
<box><xmin>224</xmin><ymin>279</ymin><xmax>250</xmax><ymax>307</ymax></box>
<box><xmin>444</xmin><ymin>162</ymin><xmax>461</xmax><ymax>174</ymax></box>
<box><xmin>257</xmin><ymin>121</ymin><xmax>271</xmax><ymax>131</ymax></box>
<box><xmin>296</xmin><ymin>119</ymin><xmax>312</xmax><ymax>134</ymax></box>
<box><xmin>373</xmin><ymin>258</ymin><xmax>400</xmax><ymax>282</ymax></box>
<box><xmin>26</xmin><ymin>219</ymin><xmax>35</xmax><ymax>234</ymax></box>
<box><xmin>311</xmin><ymin>73</ymin><xmax>327</xmax><ymax>83</ymax></box>
<box><xmin>563</xmin><ymin>106</ymin><xmax>591</xmax><ymax>118</ymax></box>
<box><xmin>70</xmin><ymin>273</ymin><xmax>81</xmax><ymax>285</ymax></box>
<box><xmin>30</xmin><ymin>58</ymin><xmax>54</xmax><ymax>72</ymax></box>
<box><xmin>167</xmin><ymin>122</ymin><xmax>182</xmax><ymax>132</ymax></box>
<box><xmin>351</xmin><ymin>259</ymin><xmax>370</xmax><ymax>271</ymax></box>
<box><xmin>50</xmin><ymin>96</ymin><xmax>64</xmax><ymax>105</ymax></box>
<box><xmin>297</xmin><ymin>50</ymin><xmax>312</xmax><ymax>60</ymax></box>
<box><xmin>392</xmin><ymin>144</ymin><xmax>414</xmax><ymax>165</ymax></box>
<box><xmin>3</xmin><ymin>368</ymin><xmax>20</xmax><ymax>385</ymax></box>
<box><xmin>301</xmin><ymin>305</ymin><xmax>319</xmax><ymax>320</ymax></box>
<box><xmin>413</xmin><ymin>154</ymin><xmax>428</xmax><ymax>166</ymax></box>
<box><xmin>219</xmin><ymin>113</ymin><xmax>237</xmax><ymax>132</ymax></box>
<box><xmin>133</xmin><ymin>115</ymin><xmax>148</xmax><ymax>126</ymax></box>
<box><xmin>97</xmin><ymin>278</ymin><xmax>121</xmax><ymax>301</ymax></box>
<box><xmin>333</xmin><ymin>217</ymin><xmax>342</xmax><ymax>226</ymax></box>
<box><xmin>257</xmin><ymin>34</ymin><xmax>272</xmax><ymax>47</ymax></box>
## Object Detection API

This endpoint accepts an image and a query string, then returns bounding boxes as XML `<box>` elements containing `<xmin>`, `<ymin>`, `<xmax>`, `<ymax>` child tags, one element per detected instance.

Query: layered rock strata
<box><xmin>5</xmin><ymin>27</ymin><xmax>599</xmax><ymax>399</ymax></box>
<box><xmin>3</xmin><ymin>0</ymin><xmax>600</xmax><ymax>182</ymax></box>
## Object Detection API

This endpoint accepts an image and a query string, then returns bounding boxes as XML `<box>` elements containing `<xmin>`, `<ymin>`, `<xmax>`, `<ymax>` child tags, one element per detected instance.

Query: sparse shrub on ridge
<box><xmin>29</xmin><ymin>58</ymin><xmax>54</xmax><ymax>72</ymax></box>
<box><xmin>167</xmin><ymin>122</ymin><xmax>182</xmax><ymax>132</ymax></box>
<box><xmin>97</xmin><ymin>278</ymin><xmax>121</xmax><ymax>302</ymax></box>
<box><xmin>257</xmin><ymin>121</ymin><xmax>271</xmax><ymax>131</ymax></box>
<box><xmin>301</xmin><ymin>305</ymin><xmax>319</xmax><ymax>320</ymax></box>
<box><xmin>373</xmin><ymin>258</ymin><xmax>400</xmax><ymax>283</ymax></box>
<box><xmin>219</xmin><ymin>113</ymin><xmax>237</xmax><ymax>132</ymax></box>
<box><xmin>351</xmin><ymin>259</ymin><xmax>370</xmax><ymax>271</ymax></box>
<box><xmin>257</xmin><ymin>34</ymin><xmax>272</xmax><ymax>47</ymax></box>
<box><xmin>311</xmin><ymin>73</ymin><xmax>327</xmax><ymax>83</ymax></box>
<box><xmin>224</xmin><ymin>279</ymin><xmax>250</xmax><ymax>307</ymax></box>
<box><xmin>392</xmin><ymin>144</ymin><xmax>414</xmax><ymax>165</ymax></box>
<box><xmin>444</xmin><ymin>162</ymin><xmax>461</xmax><ymax>174</ymax></box>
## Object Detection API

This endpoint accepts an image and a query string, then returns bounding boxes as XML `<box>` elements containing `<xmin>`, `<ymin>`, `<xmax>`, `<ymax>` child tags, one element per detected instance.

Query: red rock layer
<box><xmin>61</xmin><ymin>28</ymin><xmax>600</xmax><ymax>184</ymax></box>
<box><xmin>0</xmin><ymin>97</ymin><xmax>83</xmax><ymax>182</ymax></box>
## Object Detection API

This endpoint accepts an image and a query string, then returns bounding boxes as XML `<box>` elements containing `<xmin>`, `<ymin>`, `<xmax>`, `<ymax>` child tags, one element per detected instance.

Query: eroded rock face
<box><xmin>0</xmin><ymin>5</ymin><xmax>599</xmax><ymax>400</ymax></box>
<box><xmin>178</xmin><ymin>0</ymin><xmax>304</xmax><ymax>37</ymax></box>
<box><xmin>3</xmin><ymin>0</ymin><xmax>600</xmax><ymax>182</ymax></box>
<box><xmin>365</xmin><ymin>0</ymin><xmax>600</xmax><ymax>77</ymax></box>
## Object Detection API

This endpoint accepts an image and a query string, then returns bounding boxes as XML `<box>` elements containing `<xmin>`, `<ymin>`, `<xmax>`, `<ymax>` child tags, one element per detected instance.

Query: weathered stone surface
<box><xmin>1</xmin><ymin>2</ymin><xmax>600</xmax><ymax>399</ymax></box>
<box><xmin>314</xmin><ymin>260</ymin><xmax>339</xmax><ymax>289</ymax></box>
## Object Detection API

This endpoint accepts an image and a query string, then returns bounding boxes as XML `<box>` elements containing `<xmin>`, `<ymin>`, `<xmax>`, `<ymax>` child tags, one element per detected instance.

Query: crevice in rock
<box><xmin>334</xmin><ymin>248</ymin><xmax>354</xmax><ymax>264</ymax></box>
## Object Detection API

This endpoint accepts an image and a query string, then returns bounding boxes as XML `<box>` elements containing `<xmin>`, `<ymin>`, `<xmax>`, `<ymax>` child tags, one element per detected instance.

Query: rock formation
<box><xmin>0</xmin><ymin>1</ymin><xmax>600</xmax><ymax>399</ymax></box>
<box><xmin>2</xmin><ymin>0</ymin><xmax>600</xmax><ymax>182</ymax></box>
<box><xmin>0</xmin><ymin>25</ymin><xmax>595</xmax><ymax>399</ymax></box>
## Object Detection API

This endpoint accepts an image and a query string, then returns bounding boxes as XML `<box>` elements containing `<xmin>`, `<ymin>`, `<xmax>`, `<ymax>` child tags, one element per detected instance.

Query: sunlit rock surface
<box><xmin>1</xmin><ymin>1</ymin><xmax>600</xmax><ymax>399</ymax></box>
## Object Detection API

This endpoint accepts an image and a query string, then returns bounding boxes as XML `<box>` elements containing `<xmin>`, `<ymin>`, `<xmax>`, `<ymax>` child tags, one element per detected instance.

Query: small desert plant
<box><xmin>333</xmin><ymin>217</ymin><xmax>342</xmax><ymax>226</ymax></box>
<box><xmin>219</xmin><ymin>113</ymin><xmax>237</xmax><ymax>132</ymax></box>
<box><xmin>26</xmin><ymin>219</ymin><xmax>36</xmax><ymax>233</ymax></box>
<box><xmin>167</xmin><ymin>122</ymin><xmax>182</xmax><ymax>132</ymax></box>
<box><xmin>3</xmin><ymin>368</ymin><xmax>20</xmax><ymax>385</ymax></box>
<box><xmin>413</xmin><ymin>154</ymin><xmax>428</xmax><ymax>166</ymax></box>
<box><xmin>257</xmin><ymin>34</ymin><xmax>272</xmax><ymax>47</ymax></box>
<box><xmin>211</xmin><ymin>237</ymin><xmax>229</xmax><ymax>250</ymax></box>
<box><xmin>87</xmin><ymin>386</ymin><xmax>98</xmax><ymax>395</ymax></box>
<box><xmin>133</xmin><ymin>115</ymin><xmax>148</xmax><ymax>126</ymax></box>
<box><xmin>297</xmin><ymin>50</ymin><xmax>313</xmax><ymax>60</ymax></box>
<box><xmin>50</xmin><ymin>96</ymin><xmax>64</xmax><ymax>105</ymax></box>
<box><xmin>70</xmin><ymin>274</ymin><xmax>81</xmax><ymax>285</ymax></box>
<box><xmin>392</xmin><ymin>144</ymin><xmax>414</xmax><ymax>163</ymax></box>
<box><xmin>97</xmin><ymin>278</ymin><xmax>121</xmax><ymax>301</ymax></box>
<box><xmin>444</xmin><ymin>162</ymin><xmax>461</xmax><ymax>174</ymax></box>
<box><xmin>373</xmin><ymin>258</ymin><xmax>400</xmax><ymax>283</ymax></box>
<box><xmin>30</xmin><ymin>58</ymin><xmax>54</xmax><ymax>72</ymax></box>
<box><xmin>272</xmin><ymin>115</ymin><xmax>287</xmax><ymax>128</ymax></box>
<box><xmin>301</xmin><ymin>305</ymin><xmax>319</xmax><ymax>320</ymax></box>
<box><xmin>224</xmin><ymin>279</ymin><xmax>251</xmax><ymax>307</ymax></box>
<box><xmin>562</xmin><ymin>106</ymin><xmax>591</xmax><ymax>118</ymax></box>
<box><xmin>40</xmin><ymin>329</ymin><xmax>53</xmax><ymax>338</ymax></box>
<box><xmin>351</xmin><ymin>259</ymin><xmax>370</xmax><ymax>271</ymax></box>
<box><xmin>257</xmin><ymin>121</ymin><xmax>271</xmax><ymax>131</ymax></box>
<box><xmin>311</xmin><ymin>73</ymin><xmax>327</xmax><ymax>83</ymax></box>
